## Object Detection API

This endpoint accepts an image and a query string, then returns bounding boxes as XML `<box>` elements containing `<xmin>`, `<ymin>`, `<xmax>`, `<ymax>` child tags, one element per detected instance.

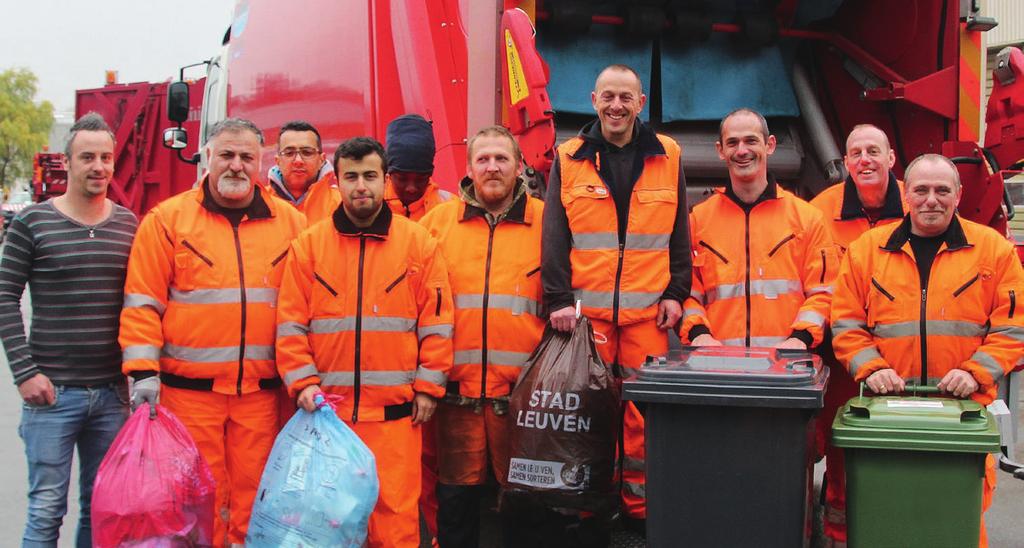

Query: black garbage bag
<box><xmin>504</xmin><ymin>316</ymin><xmax>620</xmax><ymax>512</ymax></box>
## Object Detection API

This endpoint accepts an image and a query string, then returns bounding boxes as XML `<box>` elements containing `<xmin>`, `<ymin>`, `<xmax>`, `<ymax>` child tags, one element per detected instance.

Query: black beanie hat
<box><xmin>385</xmin><ymin>114</ymin><xmax>435</xmax><ymax>174</ymax></box>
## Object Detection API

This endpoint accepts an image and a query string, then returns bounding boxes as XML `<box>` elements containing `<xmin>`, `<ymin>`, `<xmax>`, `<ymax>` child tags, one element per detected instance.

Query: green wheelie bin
<box><xmin>832</xmin><ymin>385</ymin><xmax>1001</xmax><ymax>548</ymax></box>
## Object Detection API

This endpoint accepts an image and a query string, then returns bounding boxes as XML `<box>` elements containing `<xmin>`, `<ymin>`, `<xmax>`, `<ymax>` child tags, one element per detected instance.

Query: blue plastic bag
<box><xmin>246</xmin><ymin>395</ymin><xmax>379</xmax><ymax>547</ymax></box>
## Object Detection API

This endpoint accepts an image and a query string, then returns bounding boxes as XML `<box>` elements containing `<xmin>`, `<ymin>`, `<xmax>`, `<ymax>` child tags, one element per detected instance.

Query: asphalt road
<box><xmin>0</xmin><ymin>294</ymin><xmax>1020</xmax><ymax>547</ymax></box>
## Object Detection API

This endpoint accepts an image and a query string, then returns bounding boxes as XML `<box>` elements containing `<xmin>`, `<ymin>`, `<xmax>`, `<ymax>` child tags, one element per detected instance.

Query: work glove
<box><xmin>131</xmin><ymin>375</ymin><xmax>161</xmax><ymax>419</ymax></box>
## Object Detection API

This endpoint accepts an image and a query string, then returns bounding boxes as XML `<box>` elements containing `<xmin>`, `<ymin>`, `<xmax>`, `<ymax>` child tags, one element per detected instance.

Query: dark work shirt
<box><xmin>0</xmin><ymin>201</ymin><xmax>138</xmax><ymax>386</ymax></box>
<box><xmin>598</xmin><ymin>127</ymin><xmax>641</xmax><ymax>239</ymax></box>
<box><xmin>909</xmin><ymin>230</ymin><xmax>948</xmax><ymax>289</ymax></box>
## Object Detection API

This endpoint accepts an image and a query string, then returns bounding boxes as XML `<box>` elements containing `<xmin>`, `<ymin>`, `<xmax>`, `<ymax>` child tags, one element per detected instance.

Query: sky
<box><xmin>1</xmin><ymin>0</ymin><xmax>237</xmax><ymax>116</ymax></box>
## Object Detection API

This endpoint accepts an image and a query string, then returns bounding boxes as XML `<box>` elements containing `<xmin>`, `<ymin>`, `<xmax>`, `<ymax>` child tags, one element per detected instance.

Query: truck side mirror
<box><xmin>163</xmin><ymin>127</ymin><xmax>188</xmax><ymax>150</ymax></box>
<box><xmin>167</xmin><ymin>81</ymin><xmax>190</xmax><ymax>124</ymax></box>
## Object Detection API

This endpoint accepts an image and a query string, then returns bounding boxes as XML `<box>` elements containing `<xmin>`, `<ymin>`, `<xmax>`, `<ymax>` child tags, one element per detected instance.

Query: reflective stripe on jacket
<box><xmin>558</xmin><ymin>134</ymin><xmax>680</xmax><ymax>324</ymax></box>
<box><xmin>275</xmin><ymin>205</ymin><xmax>454</xmax><ymax>422</ymax></box>
<box><xmin>682</xmin><ymin>184</ymin><xmax>837</xmax><ymax>347</ymax></box>
<box><xmin>420</xmin><ymin>192</ymin><xmax>545</xmax><ymax>399</ymax></box>
<box><xmin>831</xmin><ymin>215</ymin><xmax>1024</xmax><ymax>404</ymax></box>
<box><xmin>809</xmin><ymin>174</ymin><xmax>905</xmax><ymax>250</ymax></box>
<box><xmin>120</xmin><ymin>180</ymin><xmax>307</xmax><ymax>394</ymax></box>
<box><xmin>385</xmin><ymin>180</ymin><xmax>454</xmax><ymax>221</ymax></box>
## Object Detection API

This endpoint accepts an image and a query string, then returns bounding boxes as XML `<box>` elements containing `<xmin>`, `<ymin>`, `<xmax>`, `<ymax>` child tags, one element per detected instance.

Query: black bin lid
<box><xmin>622</xmin><ymin>347</ymin><xmax>828</xmax><ymax>409</ymax></box>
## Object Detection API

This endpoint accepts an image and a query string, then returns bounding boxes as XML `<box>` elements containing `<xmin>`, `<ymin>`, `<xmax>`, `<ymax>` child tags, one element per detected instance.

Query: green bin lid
<box><xmin>832</xmin><ymin>395</ymin><xmax>1000</xmax><ymax>454</ymax></box>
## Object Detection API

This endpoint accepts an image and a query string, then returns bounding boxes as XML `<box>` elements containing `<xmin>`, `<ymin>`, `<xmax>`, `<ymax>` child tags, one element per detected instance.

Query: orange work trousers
<box><xmin>421</xmin><ymin>418</ymin><xmax>439</xmax><ymax>539</ymax></box>
<box><xmin>591</xmin><ymin>318</ymin><xmax>668</xmax><ymax>521</ymax></box>
<box><xmin>435</xmin><ymin>401</ymin><xmax>511</xmax><ymax>485</ymax></box>
<box><xmin>348</xmin><ymin>416</ymin><xmax>422</xmax><ymax>548</ymax></box>
<box><xmin>161</xmin><ymin>385</ymin><xmax>279</xmax><ymax>546</ymax></box>
<box><xmin>981</xmin><ymin>453</ymin><xmax>996</xmax><ymax>548</ymax></box>
<box><xmin>818</xmin><ymin>351</ymin><xmax>860</xmax><ymax>544</ymax></box>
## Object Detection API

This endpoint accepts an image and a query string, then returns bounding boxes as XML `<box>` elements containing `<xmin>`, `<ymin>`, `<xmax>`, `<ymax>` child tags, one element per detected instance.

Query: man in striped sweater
<box><xmin>0</xmin><ymin>112</ymin><xmax>138</xmax><ymax>547</ymax></box>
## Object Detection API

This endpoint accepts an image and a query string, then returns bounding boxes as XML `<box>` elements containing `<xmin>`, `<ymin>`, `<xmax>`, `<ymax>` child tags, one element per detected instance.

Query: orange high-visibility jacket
<box><xmin>276</xmin><ymin>205</ymin><xmax>454</xmax><ymax>422</ymax></box>
<box><xmin>419</xmin><ymin>189</ymin><xmax>545</xmax><ymax>399</ymax></box>
<box><xmin>557</xmin><ymin>134</ymin><xmax>681</xmax><ymax>325</ymax></box>
<box><xmin>831</xmin><ymin>215</ymin><xmax>1024</xmax><ymax>404</ymax></box>
<box><xmin>268</xmin><ymin>166</ymin><xmax>342</xmax><ymax>226</ymax></box>
<box><xmin>682</xmin><ymin>183</ymin><xmax>837</xmax><ymax>347</ymax></box>
<box><xmin>120</xmin><ymin>180</ymin><xmax>307</xmax><ymax>394</ymax></box>
<box><xmin>385</xmin><ymin>180</ymin><xmax>454</xmax><ymax>221</ymax></box>
<box><xmin>810</xmin><ymin>174</ymin><xmax>906</xmax><ymax>250</ymax></box>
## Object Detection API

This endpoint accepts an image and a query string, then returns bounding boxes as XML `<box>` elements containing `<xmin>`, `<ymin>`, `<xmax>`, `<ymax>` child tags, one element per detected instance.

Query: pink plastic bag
<box><xmin>92</xmin><ymin>404</ymin><xmax>216</xmax><ymax>548</ymax></box>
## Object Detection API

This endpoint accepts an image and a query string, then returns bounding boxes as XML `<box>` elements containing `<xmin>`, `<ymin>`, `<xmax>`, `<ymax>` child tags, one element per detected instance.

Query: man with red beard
<box><xmin>120</xmin><ymin>118</ymin><xmax>306</xmax><ymax>546</ymax></box>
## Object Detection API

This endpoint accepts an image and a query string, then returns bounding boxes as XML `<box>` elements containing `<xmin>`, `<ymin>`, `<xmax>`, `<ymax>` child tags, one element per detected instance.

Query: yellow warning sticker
<box><xmin>505</xmin><ymin>29</ymin><xmax>529</xmax><ymax>105</ymax></box>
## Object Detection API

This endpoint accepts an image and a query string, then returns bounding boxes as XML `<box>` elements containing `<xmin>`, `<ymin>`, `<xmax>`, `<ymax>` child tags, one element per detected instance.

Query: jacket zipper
<box><xmin>952</xmin><ymin>274</ymin><xmax>979</xmax><ymax>297</ymax></box>
<box><xmin>744</xmin><ymin>210</ymin><xmax>752</xmax><ymax>346</ymax></box>
<box><xmin>480</xmin><ymin>223</ymin><xmax>497</xmax><ymax>399</ymax></box>
<box><xmin>612</xmin><ymin>242</ymin><xmax>625</xmax><ymax>326</ymax></box>
<box><xmin>525</xmin><ymin>266</ymin><xmax>541</xmax><ymax>277</ymax></box>
<box><xmin>699</xmin><ymin>240</ymin><xmax>729</xmax><ymax>264</ymax></box>
<box><xmin>435</xmin><ymin>288</ymin><xmax>442</xmax><ymax>316</ymax></box>
<box><xmin>767</xmin><ymin>233</ymin><xmax>796</xmax><ymax>257</ymax></box>
<box><xmin>920</xmin><ymin>287</ymin><xmax>928</xmax><ymax>385</ymax></box>
<box><xmin>231</xmin><ymin>226</ymin><xmax>246</xmax><ymax>396</ymax></box>
<box><xmin>353</xmin><ymin>236</ymin><xmax>367</xmax><ymax>423</ymax></box>
<box><xmin>182</xmin><ymin>239</ymin><xmax>214</xmax><ymax>267</ymax></box>
<box><xmin>1010</xmin><ymin>290</ymin><xmax>1017</xmax><ymax>319</ymax></box>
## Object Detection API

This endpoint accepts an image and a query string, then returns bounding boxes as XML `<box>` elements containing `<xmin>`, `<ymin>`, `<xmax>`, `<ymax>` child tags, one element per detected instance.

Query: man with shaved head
<box><xmin>809</xmin><ymin>124</ymin><xmax>906</xmax><ymax>546</ymax></box>
<box><xmin>831</xmin><ymin>153</ymin><xmax>1022</xmax><ymax>547</ymax></box>
<box><xmin>542</xmin><ymin>64</ymin><xmax>691</xmax><ymax>537</ymax></box>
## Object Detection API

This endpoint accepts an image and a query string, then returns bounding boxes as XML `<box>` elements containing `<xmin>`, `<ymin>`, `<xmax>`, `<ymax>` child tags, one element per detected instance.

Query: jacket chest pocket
<box><xmin>263</xmin><ymin>247</ymin><xmax>290</xmax><ymax>289</ymax></box>
<box><xmin>373</xmin><ymin>265</ymin><xmax>419</xmax><ymax>318</ymax></box>
<box><xmin>173</xmin><ymin>239</ymin><xmax>217</xmax><ymax>291</ymax></box>
<box><xmin>866</xmin><ymin>276</ymin><xmax>905</xmax><ymax>327</ymax></box>
<box><xmin>564</xmin><ymin>183</ymin><xmax>610</xmax><ymax>226</ymax></box>
<box><xmin>692</xmin><ymin>241</ymin><xmax>733</xmax><ymax>299</ymax></box>
<box><xmin>511</xmin><ymin>265</ymin><xmax>542</xmax><ymax>317</ymax></box>
<box><xmin>945</xmin><ymin>269</ymin><xmax>992</xmax><ymax>325</ymax></box>
<box><xmin>634</xmin><ymin>188</ymin><xmax>677</xmax><ymax>233</ymax></box>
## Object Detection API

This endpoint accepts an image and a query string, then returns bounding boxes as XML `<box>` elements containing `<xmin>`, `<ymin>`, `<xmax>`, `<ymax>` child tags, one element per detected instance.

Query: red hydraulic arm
<box><xmin>501</xmin><ymin>8</ymin><xmax>556</xmax><ymax>182</ymax></box>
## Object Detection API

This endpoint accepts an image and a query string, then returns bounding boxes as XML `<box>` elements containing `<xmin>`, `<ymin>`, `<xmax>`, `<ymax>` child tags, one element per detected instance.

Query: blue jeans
<box><xmin>18</xmin><ymin>383</ymin><xmax>129</xmax><ymax>548</ymax></box>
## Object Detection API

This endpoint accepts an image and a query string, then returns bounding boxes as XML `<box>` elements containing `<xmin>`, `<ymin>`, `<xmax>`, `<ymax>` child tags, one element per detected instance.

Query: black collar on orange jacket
<box><xmin>882</xmin><ymin>214</ymin><xmax>971</xmax><ymax>253</ymax></box>
<box><xmin>200</xmin><ymin>177</ymin><xmax>273</xmax><ymax>220</ymax></box>
<box><xmin>332</xmin><ymin>202</ymin><xmax>392</xmax><ymax>239</ymax></box>
<box><xmin>570</xmin><ymin>120</ymin><xmax>665</xmax><ymax>169</ymax></box>
<box><xmin>723</xmin><ymin>173</ymin><xmax>780</xmax><ymax>211</ymax></box>
<box><xmin>840</xmin><ymin>172</ymin><xmax>904</xmax><ymax>221</ymax></box>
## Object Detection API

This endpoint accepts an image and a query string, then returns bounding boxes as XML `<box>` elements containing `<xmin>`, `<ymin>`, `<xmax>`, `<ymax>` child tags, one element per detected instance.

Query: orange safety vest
<box><xmin>558</xmin><ymin>134</ymin><xmax>680</xmax><ymax>325</ymax></box>
<box><xmin>831</xmin><ymin>215</ymin><xmax>1024</xmax><ymax>404</ymax></box>
<box><xmin>275</xmin><ymin>206</ymin><xmax>454</xmax><ymax>422</ymax></box>
<box><xmin>385</xmin><ymin>180</ymin><xmax>454</xmax><ymax>221</ymax></box>
<box><xmin>420</xmin><ymin>191</ymin><xmax>545</xmax><ymax>399</ymax></box>
<box><xmin>809</xmin><ymin>175</ymin><xmax>905</xmax><ymax>250</ymax></box>
<box><xmin>682</xmin><ymin>184</ymin><xmax>837</xmax><ymax>347</ymax></box>
<box><xmin>120</xmin><ymin>179</ymin><xmax>306</xmax><ymax>394</ymax></box>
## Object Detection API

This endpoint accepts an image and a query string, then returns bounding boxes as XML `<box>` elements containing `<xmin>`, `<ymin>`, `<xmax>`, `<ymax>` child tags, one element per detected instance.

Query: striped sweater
<box><xmin>0</xmin><ymin>201</ymin><xmax>138</xmax><ymax>386</ymax></box>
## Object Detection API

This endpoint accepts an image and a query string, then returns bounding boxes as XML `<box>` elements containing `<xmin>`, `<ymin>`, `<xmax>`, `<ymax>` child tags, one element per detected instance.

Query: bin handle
<box><xmin>859</xmin><ymin>382</ymin><xmax>941</xmax><ymax>396</ymax></box>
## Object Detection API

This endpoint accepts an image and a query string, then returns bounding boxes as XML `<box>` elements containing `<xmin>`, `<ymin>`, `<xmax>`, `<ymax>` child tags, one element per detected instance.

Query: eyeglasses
<box><xmin>278</xmin><ymin>147</ymin><xmax>321</xmax><ymax>159</ymax></box>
